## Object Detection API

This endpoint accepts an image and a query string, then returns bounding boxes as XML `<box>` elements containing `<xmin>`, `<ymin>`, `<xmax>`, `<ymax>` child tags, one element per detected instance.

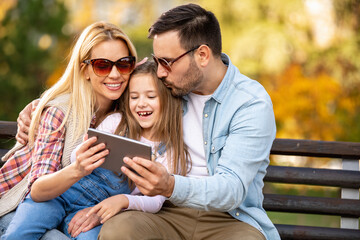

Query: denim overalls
<box><xmin>3</xmin><ymin>168</ymin><xmax>131</xmax><ymax>240</ymax></box>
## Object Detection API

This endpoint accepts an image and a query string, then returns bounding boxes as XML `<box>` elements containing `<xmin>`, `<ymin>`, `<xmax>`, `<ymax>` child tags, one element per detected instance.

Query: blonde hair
<box><xmin>116</xmin><ymin>61</ymin><xmax>190</xmax><ymax>176</ymax></box>
<box><xmin>28</xmin><ymin>22</ymin><xmax>137</xmax><ymax>146</ymax></box>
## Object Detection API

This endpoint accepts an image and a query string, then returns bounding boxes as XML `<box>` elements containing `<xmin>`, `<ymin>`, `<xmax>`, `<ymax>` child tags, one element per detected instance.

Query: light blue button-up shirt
<box><xmin>169</xmin><ymin>54</ymin><xmax>280</xmax><ymax>240</ymax></box>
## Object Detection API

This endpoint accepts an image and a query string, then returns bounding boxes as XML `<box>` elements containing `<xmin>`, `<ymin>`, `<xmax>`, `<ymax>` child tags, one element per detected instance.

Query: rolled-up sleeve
<box><xmin>29</xmin><ymin>107</ymin><xmax>66</xmax><ymax>187</ymax></box>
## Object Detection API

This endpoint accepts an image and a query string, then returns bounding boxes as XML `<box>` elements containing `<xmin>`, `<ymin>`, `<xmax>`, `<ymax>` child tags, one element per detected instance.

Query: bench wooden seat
<box><xmin>0</xmin><ymin>120</ymin><xmax>359</xmax><ymax>239</ymax></box>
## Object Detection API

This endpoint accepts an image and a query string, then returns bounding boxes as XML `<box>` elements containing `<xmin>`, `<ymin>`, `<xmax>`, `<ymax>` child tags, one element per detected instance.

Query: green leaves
<box><xmin>0</xmin><ymin>0</ymin><xmax>69</xmax><ymax>121</ymax></box>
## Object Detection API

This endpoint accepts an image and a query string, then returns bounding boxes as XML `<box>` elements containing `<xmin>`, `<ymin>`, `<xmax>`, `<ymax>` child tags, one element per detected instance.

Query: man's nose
<box><xmin>156</xmin><ymin>64</ymin><xmax>169</xmax><ymax>79</ymax></box>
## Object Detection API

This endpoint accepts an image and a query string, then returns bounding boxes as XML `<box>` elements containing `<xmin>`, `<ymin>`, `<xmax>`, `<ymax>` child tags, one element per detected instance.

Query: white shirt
<box><xmin>183</xmin><ymin>92</ymin><xmax>211</xmax><ymax>177</ymax></box>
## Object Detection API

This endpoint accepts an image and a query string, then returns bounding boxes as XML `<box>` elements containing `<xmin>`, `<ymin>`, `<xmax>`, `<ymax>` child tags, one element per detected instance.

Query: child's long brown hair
<box><xmin>115</xmin><ymin>61</ymin><xmax>190</xmax><ymax>176</ymax></box>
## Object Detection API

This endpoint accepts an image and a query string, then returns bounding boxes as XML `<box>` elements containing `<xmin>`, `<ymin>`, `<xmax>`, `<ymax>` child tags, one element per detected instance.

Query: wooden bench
<box><xmin>1</xmin><ymin>120</ymin><xmax>360</xmax><ymax>239</ymax></box>
<box><xmin>266</xmin><ymin>139</ymin><xmax>360</xmax><ymax>239</ymax></box>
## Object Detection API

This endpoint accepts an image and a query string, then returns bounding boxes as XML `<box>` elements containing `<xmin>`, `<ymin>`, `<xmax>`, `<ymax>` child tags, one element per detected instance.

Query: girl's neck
<box><xmin>141</xmin><ymin>130</ymin><xmax>160</xmax><ymax>142</ymax></box>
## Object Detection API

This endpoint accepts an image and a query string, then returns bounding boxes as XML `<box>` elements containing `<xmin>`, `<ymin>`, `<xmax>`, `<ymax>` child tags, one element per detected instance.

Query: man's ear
<box><xmin>197</xmin><ymin>44</ymin><xmax>210</xmax><ymax>67</ymax></box>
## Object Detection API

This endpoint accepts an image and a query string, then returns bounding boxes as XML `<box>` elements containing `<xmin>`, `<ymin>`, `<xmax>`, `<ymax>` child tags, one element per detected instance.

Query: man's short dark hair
<box><xmin>148</xmin><ymin>3</ymin><xmax>222</xmax><ymax>57</ymax></box>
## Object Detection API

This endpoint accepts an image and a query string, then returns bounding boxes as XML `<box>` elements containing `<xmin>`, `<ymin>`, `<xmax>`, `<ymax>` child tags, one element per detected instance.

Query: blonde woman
<box><xmin>0</xmin><ymin>21</ymin><xmax>137</xmax><ymax>240</ymax></box>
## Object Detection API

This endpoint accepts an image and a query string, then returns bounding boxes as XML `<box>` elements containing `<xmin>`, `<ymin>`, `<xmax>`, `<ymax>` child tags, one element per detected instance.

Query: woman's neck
<box><xmin>94</xmin><ymin>102</ymin><xmax>112</xmax><ymax>124</ymax></box>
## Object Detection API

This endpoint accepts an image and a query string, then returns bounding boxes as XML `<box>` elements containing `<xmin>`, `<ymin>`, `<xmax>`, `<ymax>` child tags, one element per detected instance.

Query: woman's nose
<box><xmin>108</xmin><ymin>65</ymin><xmax>121</xmax><ymax>78</ymax></box>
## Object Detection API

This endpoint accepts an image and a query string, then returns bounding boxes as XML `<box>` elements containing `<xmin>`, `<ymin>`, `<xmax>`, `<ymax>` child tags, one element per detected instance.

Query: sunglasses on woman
<box><xmin>152</xmin><ymin>45</ymin><xmax>201</xmax><ymax>72</ymax></box>
<box><xmin>83</xmin><ymin>56</ymin><xmax>136</xmax><ymax>77</ymax></box>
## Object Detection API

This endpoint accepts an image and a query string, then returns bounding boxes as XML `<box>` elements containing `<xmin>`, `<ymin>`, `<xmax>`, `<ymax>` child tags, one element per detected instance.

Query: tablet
<box><xmin>87</xmin><ymin>128</ymin><xmax>152</xmax><ymax>173</ymax></box>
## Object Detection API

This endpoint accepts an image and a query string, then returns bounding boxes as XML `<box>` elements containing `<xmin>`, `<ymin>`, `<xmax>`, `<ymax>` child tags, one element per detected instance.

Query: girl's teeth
<box><xmin>139</xmin><ymin>112</ymin><xmax>152</xmax><ymax>116</ymax></box>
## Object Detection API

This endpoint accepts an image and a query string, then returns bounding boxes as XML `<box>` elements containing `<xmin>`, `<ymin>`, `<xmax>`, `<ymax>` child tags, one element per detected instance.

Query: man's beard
<box><xmin>166</xmin><ymin>59</ymin><xmax>203</xmax><ymax>97</ymax></box>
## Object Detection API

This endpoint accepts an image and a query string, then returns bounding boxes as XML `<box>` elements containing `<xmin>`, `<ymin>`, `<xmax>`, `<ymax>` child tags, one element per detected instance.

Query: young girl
<box><xmin>1</xmin><ymin>21</ymin><xmax>137</xmax><ymax>240</ymax></box>
<box><xmin>84</xmin><ymin>61</ymin><xmax>190</xmax><ymax>224</ymax></box>
<box><xmin>2</xmin><ymin>61</ymin><xmax>190</xmax><ymax>239</ymax></box>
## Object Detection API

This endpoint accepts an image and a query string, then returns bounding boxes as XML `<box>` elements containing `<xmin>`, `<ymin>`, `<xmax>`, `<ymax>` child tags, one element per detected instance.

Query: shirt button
<box><xmin>236</xmin><ymin>212</ymin><xmax>240</xmax><ymax>216</ymax></box>
<box><xmin>212</xmin><ymin>146</ymin><xmax>215</xmax><ymax>151</ymax></box>
<box><xmin>204</xmin><ymin>113</ymin><xmax>208</xmax><ymax>118</ymax></box>
<box><xmin>204</xmin><ymin>141</ymin><xmax>207</xmax><ymax>145</ymax></box>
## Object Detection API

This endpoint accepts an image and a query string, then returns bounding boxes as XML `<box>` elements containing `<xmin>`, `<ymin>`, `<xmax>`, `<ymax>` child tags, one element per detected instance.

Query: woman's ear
<box><xmin>81</xmin><ymin>62</ymin><xmax>90</xmax><ymax>80</ymax></box>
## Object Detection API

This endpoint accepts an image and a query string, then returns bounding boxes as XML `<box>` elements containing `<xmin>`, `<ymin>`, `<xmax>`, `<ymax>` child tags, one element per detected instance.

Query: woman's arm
<box><xmin>30</xmin><ymin>107</ymin><xmax>108</xmax><ymax>202</ymax></box>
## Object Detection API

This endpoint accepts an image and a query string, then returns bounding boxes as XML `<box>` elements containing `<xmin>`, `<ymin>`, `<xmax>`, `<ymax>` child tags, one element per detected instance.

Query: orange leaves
<box><xmin>263</xmin><ymin>64</ymin><xmax>347</xmax><ymax>141</ymax></box>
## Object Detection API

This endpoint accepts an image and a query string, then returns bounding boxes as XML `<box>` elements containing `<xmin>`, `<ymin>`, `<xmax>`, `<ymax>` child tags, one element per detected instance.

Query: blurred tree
<box><xmin>200</xmin><ymin>0</ymin><xmax>360</xmax><ymax>142</ymax></box>
<box><xmin>1</xmin><ymin>0</ymin><xmax>359</xmax><ymax>145</ymax></box>
<box><xmin>0</xmin><ymin>0</ymin><xmax>70</xmax><ymax>122</ymax></box>
<box><xmin>263</xmin><ymin>64</ymin><xmax>350</xmax><ymax>141</ymax></box>
<box><xmin>61</xmin><ymin>0</ymin><xmax>172</xmax><ymax>60</ymax></box>
<box><xmin>303</xmin><ymin>0</ymin><xmax>360</xmax><ymax>142</ymax></box>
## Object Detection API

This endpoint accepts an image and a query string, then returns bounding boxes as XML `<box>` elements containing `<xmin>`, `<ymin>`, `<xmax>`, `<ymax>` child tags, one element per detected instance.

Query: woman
<box><xmin>4</xmin><ymin>61</ymin><xmax>191</xmax><ymax>240</ymax></box>
<box><xmin>0</xmin><ymin>21</ymin><xmax>137</xmax><ymax>239</ymax></box>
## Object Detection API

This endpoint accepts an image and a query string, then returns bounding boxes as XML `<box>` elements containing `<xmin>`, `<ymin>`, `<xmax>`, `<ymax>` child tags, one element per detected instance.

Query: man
<box><xmin>100</xmin><ymin>3</ymin><xmax>280</xmax><ymax>240</ymax></box>
<box><xmin>15</xmin><ymin>3</ymin><xmax>279</xmax><ymax>240</ymax></box>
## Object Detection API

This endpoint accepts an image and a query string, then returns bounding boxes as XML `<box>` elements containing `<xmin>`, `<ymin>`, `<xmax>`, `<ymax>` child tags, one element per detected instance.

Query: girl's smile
<box><xmin>137</xmin><ymin>111</ymin><xmax>153</xmax><ymax>117</ymax></box>
<box><xmin>129</xmin><ymin>73</ymin><xmax>161</xmax><ymax>140</ymax></box>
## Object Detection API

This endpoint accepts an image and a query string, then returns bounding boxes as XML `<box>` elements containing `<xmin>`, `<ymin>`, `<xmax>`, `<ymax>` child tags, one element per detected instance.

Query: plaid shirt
<box><xmin>0</xmin><ymin>106</ymin><xmax>65</xmax><ymax>197</ymax></box>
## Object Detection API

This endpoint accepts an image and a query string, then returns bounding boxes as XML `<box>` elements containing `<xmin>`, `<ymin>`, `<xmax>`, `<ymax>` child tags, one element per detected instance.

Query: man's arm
<box><xmin>16</xmin><ymin>99</ymin><xmax>39</xmax><ymax>144</ymax></box>
<box><xmin>123</xmin><ymin>99</ymin><xmax>275</xmax><ymax>211</ymax></box>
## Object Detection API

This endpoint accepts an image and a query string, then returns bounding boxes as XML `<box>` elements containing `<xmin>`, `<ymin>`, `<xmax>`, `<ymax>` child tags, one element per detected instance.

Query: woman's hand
<box><xmin>72</xmin><ymin>135</ymin><xmax>109</xmax><ymax>178</ymax></box>
<box><xmin>87</xmin><ymin>195</ymin><xmax>129</xmax><ymax>224</ymax></box>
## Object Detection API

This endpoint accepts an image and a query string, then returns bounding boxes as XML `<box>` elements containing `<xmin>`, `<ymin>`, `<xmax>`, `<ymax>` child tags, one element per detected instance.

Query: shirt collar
<box><xmin>208</xmin><ymin>53</ymin><xmax>232</xmax><ymax>104</ymax></box>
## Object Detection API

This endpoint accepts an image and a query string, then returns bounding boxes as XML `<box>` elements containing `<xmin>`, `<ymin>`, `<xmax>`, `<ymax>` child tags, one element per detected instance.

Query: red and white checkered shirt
<box><xmin>0</xmin><ymin>106</ymin><xmax>65</xmax><ymax>197</ymax></box>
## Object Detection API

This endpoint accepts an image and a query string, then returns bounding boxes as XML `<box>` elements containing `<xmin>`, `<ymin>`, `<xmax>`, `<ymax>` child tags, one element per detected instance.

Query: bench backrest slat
<box><xmin>264</xmin><ymin>194</ymin><xmax>360</xmax><ymax>217</ymax></box>
<box><xmin>0</xmin><ymin>121</ymin><xmax>17</xmax><ymax>139</ymax></box>
<box><xmin>276</xmin><ymin>224</ymin><xmax>360</xmax><ymax>240</ymax></box>
<box><xmin>271</xmin><ymin>138</ymin><xmax>360</xmax><ymax>159</ymax></box>
<box><xmin>265</xmin><ymin>165</ymin><xmax>360</xmax><ymax>188</ymax></box>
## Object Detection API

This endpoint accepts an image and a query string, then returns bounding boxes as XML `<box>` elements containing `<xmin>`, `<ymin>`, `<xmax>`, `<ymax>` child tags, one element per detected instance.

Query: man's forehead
<box><xmin>153</xmin><ymin>31</ymin><xmax>182</xmax><ymax>55</ymax></box>
<box><xmin>154</xmin><ymin>30</ymin><xmax>179</xmax><ymax>40</ymax></box>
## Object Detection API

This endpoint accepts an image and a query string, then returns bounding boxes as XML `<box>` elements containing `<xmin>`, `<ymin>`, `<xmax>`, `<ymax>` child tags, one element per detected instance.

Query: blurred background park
<box><xmin>0</xmin><ymin>0</ymin><xmax>359</xmax><ymax>228</ymax></box>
